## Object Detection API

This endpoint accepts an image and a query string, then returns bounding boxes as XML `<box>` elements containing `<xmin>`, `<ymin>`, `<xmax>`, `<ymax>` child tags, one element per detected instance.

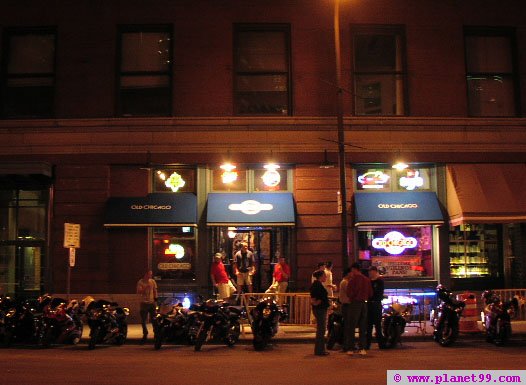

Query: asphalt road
<box><xmin>2</xmin><ymin>341</ymin><xmax>525</xmax><ymax>385</ymax></box>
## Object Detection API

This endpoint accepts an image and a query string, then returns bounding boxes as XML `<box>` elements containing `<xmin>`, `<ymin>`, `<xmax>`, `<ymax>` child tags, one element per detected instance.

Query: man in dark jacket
<box><xmin>345</xmin><ymin>262</ymin><xmax>372</xmax><ymax>355</ymax></box>
<box><xmin>367</xmin><ymin>266</ymin><xmax>385</xmax><ymax>349</ymax></box>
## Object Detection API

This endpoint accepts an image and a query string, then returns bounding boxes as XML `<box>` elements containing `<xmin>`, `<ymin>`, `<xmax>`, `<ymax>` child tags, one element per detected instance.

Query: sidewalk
<box><xmin>106</xmin><ymin>320</ymin><xmax>526</xmax><ymax>345</ymax></box>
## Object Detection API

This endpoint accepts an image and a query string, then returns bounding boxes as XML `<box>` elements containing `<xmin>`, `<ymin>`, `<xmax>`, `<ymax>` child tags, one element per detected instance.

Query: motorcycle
<box><xmin>481</xmin><ymin>290</ymin><xmax>519</xmax><ymax>346</ymax></box>
<box><xmin>39</xmin><ymin>297</ymin><xmax>83</xmax><ymax>348</ymax></box>
<box><xmin>431</xmin><ymin>285</ymin><xmax>468</xmax><ymax>347</ymax></box>
<box><xmin>153</xmin><ymin>300</ymin><xmax>197</xmax><ymax>350</ymax></box>
<box><xmin>0</xmin><ymin>295</ymin><xmax>17</xmax><ymax>346</ymax></box>
<box><xmin>326</xmin><ymin>300</ymin><xmax>343</xmax><ymax>350</ymax></box>
<box><xmin>382</xmin><ymin>301</ymin><xmax>413</xmax><ymax>348</ymax></box>
<box><xmin>193</xmin><ymin>299</ymin><xmax>243</xmax><ymax>351</ymax></box>
<box><xmin>250</xmin><ymin>296</ymin><xmax>287</xmax><ymax>351</ymax></box>
<box><xmin>2</xmin><ymin>297</ymin><xmax>45</xmax><ymax>347</ymax></box>
<box><xmin>85</xmin><ymin>298</ymin><xmax>129</xmax><ymax>349</ymax></box>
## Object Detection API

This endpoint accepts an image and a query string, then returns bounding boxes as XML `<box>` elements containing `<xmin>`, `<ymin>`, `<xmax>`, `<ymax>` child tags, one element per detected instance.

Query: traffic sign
<box><xmin>64</xmin><ymin>223</ymin><xmax>81</xmax><ymax>248</ymax></box>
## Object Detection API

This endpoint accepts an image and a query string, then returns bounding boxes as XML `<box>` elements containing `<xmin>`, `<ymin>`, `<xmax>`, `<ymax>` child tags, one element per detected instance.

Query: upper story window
<box><xmin>352</xmin><ymin>25</ymin><xmax>407</xmax><ymax>116</ymax></box>
<box><xmin>234</xmin><ymin>24</ymin><xmax>291</xmax><ymax>116</ymax></box>
<box><xmin>354</xmin><ymin>164</ymin><xmax>436</xmax><ymax>193</ymax></box>
<box><xmin>117</xmin><ymin>26</ymin><xmax>172</xmax><ymax>117</ymax></box>
<box><xmin>1</xmin><ymin>29</ymin><xmax>56</xmax><ymax>118</ymax></box>
<box><xmin>465</xmin><ymin>27</ymin><xmax>519</xmax><ymax>117</ymax></box>
<box><xmin>153</xmin><ymin>168</ymin><xmax>196</xmax><ymax>193</ymax></box>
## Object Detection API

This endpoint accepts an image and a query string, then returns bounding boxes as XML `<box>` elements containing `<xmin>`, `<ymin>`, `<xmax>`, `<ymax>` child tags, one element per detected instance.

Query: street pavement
<box><xmin>119</xmin><ymin>320</ymin><xmax>526</xmax><ymax>344</ymax></box>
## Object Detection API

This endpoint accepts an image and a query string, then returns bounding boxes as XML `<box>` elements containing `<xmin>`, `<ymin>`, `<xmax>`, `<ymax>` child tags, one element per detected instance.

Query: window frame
<box><xmin>116</xmin><ymin>24</ymin><xmax>173</xmax><ymax>117</ymax></box>
<box><xmin>1</xmin><ymin>27</ymin><xmax>57</xmax><ymax>119</ymax></box>
<box><xmin>464</xmin><ymin>26</ymin><xmax>521</xmax><ymax>117</ymax></box>
<box><xmin>233</xmin><ymin>23</ymin><xmax>292</xmax><ymax>116</ymax></box>
<box><xmin>351</xmin><ymin>24</ymin><xmax>408</xmax><ymax>116</ymax></box>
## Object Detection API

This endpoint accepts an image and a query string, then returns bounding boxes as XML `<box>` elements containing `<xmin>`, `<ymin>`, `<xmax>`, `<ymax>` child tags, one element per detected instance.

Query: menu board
<box><xmin>371</xmin><ymin>256</ymin><xmax>423</xmax><ymax>277</ymax></box>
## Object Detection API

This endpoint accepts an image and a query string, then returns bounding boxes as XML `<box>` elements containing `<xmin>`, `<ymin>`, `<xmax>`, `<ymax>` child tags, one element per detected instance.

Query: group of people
<box><xmin>310</xmin><ymin>262</ymin><xmax>385</xmax><ymax>356</ymax></box>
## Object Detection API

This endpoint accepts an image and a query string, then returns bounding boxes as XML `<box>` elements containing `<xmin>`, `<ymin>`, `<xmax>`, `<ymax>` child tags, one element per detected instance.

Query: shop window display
<box><xmin>152</xmin><ymin>227</ymin><xmax>196</xmax><ymax>281</ymax></box>
<box><xmin>357</xmin><ymin>226</ymin><xmax>434</xmax><ymax>278</ymax></box>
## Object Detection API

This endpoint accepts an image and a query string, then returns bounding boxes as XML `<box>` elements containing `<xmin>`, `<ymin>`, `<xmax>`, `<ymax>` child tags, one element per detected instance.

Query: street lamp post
<box><xmin>333</xmin><ymin>0</ymin><xmax>350</xmax><ymax>270</ymax></box>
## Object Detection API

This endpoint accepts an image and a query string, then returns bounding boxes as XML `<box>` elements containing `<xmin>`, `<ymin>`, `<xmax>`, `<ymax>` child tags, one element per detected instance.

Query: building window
<box><xmin>1</xmin><ymin>29</ymin><xmax>56</xmax><ymax>118</ymax></box>
<box><xmin>117</xmin><ymin>26</ymin><xmax>172</xmax><ymax>116</ymax></box>
<box><xmin>357</xmin><ymin>226</ymin><xmax>434</xmax><ymax>278</ymax></box>
<box><xmin>152</xmin><ymin>227</ymin><xmax>196</xmax><ymax>281</ymax></box>
<box><xmin>153</xmin><ymin>168</ymin><xmax>196</xmax><ymax>193</ymax></box>
<box><xmin>354</xmin><ymin>164</ymin><xmax>436</xmax><ymax>192</ymax></box>
<box><xmin>465</xmin><ymin>27</ymin><xmax>519</xmax><ymax>117</ymax></box>
<box><xmin>234</xmin><ymin>24</ymin><xmax>291</xmax><ymax>116</ymax></box>
<box><xmin>352</xmin><ymin>26</ymin><xmax>407</xmax><ymax>116</ymax></box>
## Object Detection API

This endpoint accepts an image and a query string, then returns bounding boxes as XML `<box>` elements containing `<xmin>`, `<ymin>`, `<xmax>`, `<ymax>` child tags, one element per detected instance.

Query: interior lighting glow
<box><xmin>262</xmin><ymin>163</ymin><xmax>281</xmax><ymax>187</ymax></box>
<box><xmin>220</xmin><ymin>162</ymin><xmax>238</xmax><ymax>184</ymax></box>
<box><xmin>392</xmin><ymin>161</ymin><xmax>409</xmax><ymax>171</ymax></box>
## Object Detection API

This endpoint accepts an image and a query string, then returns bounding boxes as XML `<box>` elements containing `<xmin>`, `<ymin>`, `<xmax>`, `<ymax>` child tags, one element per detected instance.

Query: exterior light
<box><xmin>392</xmin><ymin>161</ymin><xmax>409</xmax><ymax>171</ymax></box>
<box><xmin>220</xmin><ymin>162</ymin><xmax>238</xmax><ymax>184</ymax></box>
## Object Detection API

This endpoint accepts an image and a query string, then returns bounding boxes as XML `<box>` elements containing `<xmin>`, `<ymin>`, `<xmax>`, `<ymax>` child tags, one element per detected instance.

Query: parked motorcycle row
<box><xmin>1</xmin><ymin>288</ymin><xmax>522</xmax><ymax>350</ymax></box>
<box><xmin>0</xmin><ymin>294</ymin><xmax>129</xmax><ymax>349</ymax></box>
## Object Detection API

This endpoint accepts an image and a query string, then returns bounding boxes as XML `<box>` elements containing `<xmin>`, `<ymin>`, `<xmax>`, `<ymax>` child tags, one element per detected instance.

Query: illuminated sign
<box><xmin>262</xmin><ymin>164</ymin><xmax>281</xmax><ymax>187</ymax></box>
<box><xmin>372</xmin><ymin>231</ymin><xmax>418</xmax><ymax>255</ymax></box>
<box><xmin>164</xmin><ymin>243</ymin><xmax>185</xmax><ymax>259</ymax></box>
<box><xmin>228</xmin><ymin>200</ymin><xmax>273</xmax><ymax>215</ymax></box>
<box><xmin>357</xmin><ymin>170</ymin><xmax>390</xmax><ymax>189</ymax></box>
<box><xmin>378</xmin><ymin>203</ymin><xmax>418</xmax><ymax>209</ymax></box>
<box><xmin>165</xmin><ymin>172</ymin><xmax>186</xmax><ymax>192</ymax></box>
<box><xmin>399</xmin><ymin>169</ymin><xmax>424</xmax><ymax>191</ymax></box>
<box><xmin>158</xmin><ymin>262</ymin><xmax>192</xmax><ymax>270</ymax></box>
<box><xmin>131</xmin><ymin>205</ymin><xmax>172</xmax><ymax>210</ymax></box>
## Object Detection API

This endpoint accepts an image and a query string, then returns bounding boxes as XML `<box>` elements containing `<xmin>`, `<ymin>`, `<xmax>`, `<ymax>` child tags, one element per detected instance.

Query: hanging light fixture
<box><xmin>319</xmin><ymin>149</ymin><xmax>336</xmax><ymax>169</ymax></box>
<box><xmin>392</xmin><ymin>161</ymin><xmax>409</xmax><ymax>171</ymax></box>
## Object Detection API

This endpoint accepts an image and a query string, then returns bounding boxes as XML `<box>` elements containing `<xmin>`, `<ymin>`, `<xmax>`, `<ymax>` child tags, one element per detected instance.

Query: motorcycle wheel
<box><xmin>194</xmin><ymin>326</ymin><xmax>208</xmax><ymax>352</ymax></box>
<box><xmin>40</xmin><ymin>327</ymin><xmax>53</xmax><ymax>349</ymax></box>
<box><xmin>326</xmin><ymin>324</ymin><xmax>340</xmax><ymax>350</ymax></box>
<box><xmin>70</xmin><ymin>324</ymin><xmax>83</xmax><ymax>345</ymax></box>
<box><xmin>88</xmin><ymin>327</ymin><xmax>100</xmax><ymax>350</ymax></box>
<box><xmin>384</xmin><ymin>323</ymin><xmax>401</xmax><ymax>349</ymax></box>
<box><xmin>115</xmin><ymin>323</ymin><xmax>127</xmax><ymax>345</ymax></box>
<box><xmin>436</xmin><ymin>319</ymin><xmax>458</xmax><ymax>347</ymax></box>
<box><xmin>253</xmin><ymin>333</ymin><xmax>270</xmax><ymax>351</ymax></box>
<box><xmin>494</xmin><ymin>320</ymin><xmax>511</xmax><ymax>346</ymax></box>
<box><xmin>154</xmin><ymin>328</ymin><xmax>165</xmax><ymax>350</ymax></box>
<box><xmin>225</xmin><ymin>320</ymin><xmax>241</xmax><ymax>347</ymax></box>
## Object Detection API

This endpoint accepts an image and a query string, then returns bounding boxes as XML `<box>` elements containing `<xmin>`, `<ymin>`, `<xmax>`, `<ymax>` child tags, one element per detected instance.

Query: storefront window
<box><xmin>357</xmin><ymin>226</ymin><xmax>434</xmax><ymax>278</ymax></box>
<box><xmin>211</xmin><ymin>168</ymin><xmax>247</xmax><ymax>192</ymax></box>
<box><xmin>152</xmin><ymin>227</ymin><xmax>196</xmax><ymax>281</ymax></box>
<box><xmin>153</xmin><ymin>168</ymin><xmax>196</xmax><ymax>193</ymax></box>
<box><xmin>449</xmin><ymin>224</ymin><xmax>500</xmax><ymax>279</ymax></box>
<box><xmin>355</xmin><ymin>165</ymin><xmax>435</xmax><ymax>192</ymax></box>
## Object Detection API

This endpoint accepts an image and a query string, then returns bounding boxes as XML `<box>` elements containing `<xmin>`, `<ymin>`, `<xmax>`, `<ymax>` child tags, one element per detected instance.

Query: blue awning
<box><xmin>104</xmin><ymin>193</ymin><xmax>197</xmax><ymax>227</ymax></box>
<box><xmin>354</xmin><ymin>192</ymin><xmax>444</xmax><ymax>226</ymax></box>
<box><xmin>207</xmin><ymin>193</ymin><xmax>295</xmax><ymax>226</ymax></box>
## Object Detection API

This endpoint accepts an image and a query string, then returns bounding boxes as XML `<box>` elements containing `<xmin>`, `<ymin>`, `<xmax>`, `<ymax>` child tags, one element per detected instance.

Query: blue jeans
<box><xmin>312</xmin><ymin>306</ymin><xmax>328</xmax><ymax>355</ymax></box>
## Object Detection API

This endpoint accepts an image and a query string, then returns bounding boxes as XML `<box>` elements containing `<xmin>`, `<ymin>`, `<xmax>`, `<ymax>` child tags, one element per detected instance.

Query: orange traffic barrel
<box><xmin>457</xmin><ymin>292</ymin><xmax>479</xmax><ymax>333</ymax></box>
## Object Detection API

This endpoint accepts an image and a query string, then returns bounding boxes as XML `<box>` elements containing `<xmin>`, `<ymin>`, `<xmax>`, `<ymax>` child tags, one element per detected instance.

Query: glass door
<box><xmin>0</xmin><ymin>242</ymin><xmax>44</xmax><ymax>297</ymax></box>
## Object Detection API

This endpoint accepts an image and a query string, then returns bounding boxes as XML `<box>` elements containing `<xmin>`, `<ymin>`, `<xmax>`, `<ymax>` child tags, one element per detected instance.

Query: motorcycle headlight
<box><xmin>263</xmin><ymin>308</ymin><xmax>272</xmax><ymax>318</ymax></box>
<box><xmin>123</xmin><ymin>307</ymin><xmax>130</xmax><ymax>316</ymax></box>
<box><xmin>7</xmin><ymin>308</ymin><xmax>16</xmax><ymax>318</ymax></box>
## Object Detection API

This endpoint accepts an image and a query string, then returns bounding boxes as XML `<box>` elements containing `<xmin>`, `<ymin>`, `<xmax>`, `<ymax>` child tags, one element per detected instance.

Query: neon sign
<box><xmin>228</xmin><ymin>200</ymin><xmax>273</xmax><ymax>215</ymax></box>
<box><xmin>164</xmin><ymin>243</ymin><xmax>185</xmax><ymax>259</ymax></box>
<box><xmin>357</xmin><ymin>170</ymin><xmax>390</xmax><ymax>189</ymax></box>
<box><xmin>164</xmin><ymin>172</ymin><xmax>186</xmax><ymax>192</ymax></box>
<box><xmin>372</xmin><ymin>231</ymin><xmax>418</xmax><ymax>255</ymax></box>
<box><xmin>220</xmin><ymin>163</ymin><xmax>238</xmax><ymax>184</ymax></box>
<box><xmin>399</xmin><ymin>169</ymin><xmax>424</xmax><ymax>191</ymax></box>
<box><xmin>262</xmin><ymin>164</ymin><xmax>281</xmax><ymax>188</ymax></box>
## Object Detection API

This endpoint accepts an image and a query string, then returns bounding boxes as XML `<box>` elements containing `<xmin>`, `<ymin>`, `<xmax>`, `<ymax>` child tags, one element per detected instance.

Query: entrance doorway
<box><xmin>0</xmin><ymin>241</ymin><xmax>44</xmax><ymax>297</ymax></box>
<box><xmin>210</xmin><ymin>226</ymin><xmax>292</xmax><ymax>292</ymax></box>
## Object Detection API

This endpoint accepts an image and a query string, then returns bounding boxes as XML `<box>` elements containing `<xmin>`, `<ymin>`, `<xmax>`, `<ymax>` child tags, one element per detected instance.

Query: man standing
<box><xmin>367</xmin><ymin>266</ymin><xmax>385</xmax><ymax>349</ymax></box>
<box><xmin>338</xmin><ymin>267</ymin><xmax>352</xmax><ymax>352</ymax></box>
<box><xmin>136</xmin><ymin>270</ymin><xmax>158</xmax><ymax>344</ymax></box>
<box><xmin>210</xmin><ymin>253</ymin><xmax>231</xmax><ymax>300</ymax></box>
<box><xmin>272</xmin><ymin>256</ymin><xmax>291</xmax><ymax>304</ymax></box>
<box><xmin>346</xmin><ymin>262</ymin><xmax>372</xmax><ymax>356</ymax></box>
<box><xmin>233</xmin><ymin>242</ymin><xmax>255</xmax><ymax>293</ymax></box>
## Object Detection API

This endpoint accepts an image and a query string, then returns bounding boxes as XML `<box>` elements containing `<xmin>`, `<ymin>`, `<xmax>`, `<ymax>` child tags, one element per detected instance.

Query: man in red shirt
<box><xmin>210</xmin><ymin>253</ymin><xmax>231</xmax><ymax>300</ymax></box>
<box><xmin>272</xmin><ymin>256</ymin><xmax>291</xmax><ymax>304</ymax></box>
<box><xmin>345</xmin><ymin>262</ymin><xmax>373</xmax><ymax>355</ymax></box>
